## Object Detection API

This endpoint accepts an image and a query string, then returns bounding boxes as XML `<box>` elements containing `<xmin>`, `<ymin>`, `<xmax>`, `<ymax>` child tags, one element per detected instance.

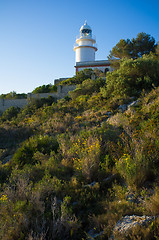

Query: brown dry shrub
<box><xmin>146</xmin><ymin>187</ymin><xmax>159</xmax><ymax>215</ymax></box>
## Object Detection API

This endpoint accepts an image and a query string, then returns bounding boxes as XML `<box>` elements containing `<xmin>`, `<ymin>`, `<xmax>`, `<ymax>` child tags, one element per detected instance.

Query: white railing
<box><xmin>76</xmin><ymin>34</ymin><xmax>96</xmax><ymax>41</ymax></box>
<box><xmin>74</xmin><ymin>42</ymin><xmax>98</xmax><ymax>49</ymax></box>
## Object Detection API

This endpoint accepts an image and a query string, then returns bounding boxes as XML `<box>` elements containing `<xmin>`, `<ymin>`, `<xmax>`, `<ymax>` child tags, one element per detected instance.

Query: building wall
<box><xmin>76</xmin><ymin>65</ymin><xmax>112</xmax><ymax>72</ymax></box>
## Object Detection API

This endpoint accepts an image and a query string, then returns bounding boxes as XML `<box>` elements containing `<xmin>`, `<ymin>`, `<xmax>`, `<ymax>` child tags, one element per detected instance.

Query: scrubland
<box><xmin>0</xmin><ymin>54</ymin><xmax>159</xmax><ymax>239</ymax></box>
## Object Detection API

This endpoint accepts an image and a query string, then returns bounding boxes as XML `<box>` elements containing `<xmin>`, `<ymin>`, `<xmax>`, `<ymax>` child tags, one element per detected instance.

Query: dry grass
<box><xmin>146</xmin><ymin>187</ymin><xmax>159</xmax><ymax>215</ymax></box>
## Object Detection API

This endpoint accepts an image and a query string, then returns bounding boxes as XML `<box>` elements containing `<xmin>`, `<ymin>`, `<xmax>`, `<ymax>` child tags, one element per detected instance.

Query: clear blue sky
<box><xmin>0</xmin><ymin>0</ymin><xmax>159</xmax><ymax>94</ymax></box>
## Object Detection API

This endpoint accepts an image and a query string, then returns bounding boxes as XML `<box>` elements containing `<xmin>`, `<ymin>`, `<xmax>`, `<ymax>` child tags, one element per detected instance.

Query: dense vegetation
<box><xmin>0</xmin><ymin>36</ymin><xmax>159</xmax><ymax>239</ymax></box>
<box><xmin>0</xmin><ymin>91</ymin><xmax>27</xmax><ymax>99</ymax></box>
<box><xmin>32</xmin><ymin>84</ymin><xmax>57</xmax><ymax>94</ymax></box>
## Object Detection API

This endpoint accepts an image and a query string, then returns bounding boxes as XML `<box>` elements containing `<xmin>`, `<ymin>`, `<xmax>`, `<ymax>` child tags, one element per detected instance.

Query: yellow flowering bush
<box><xmin>0</xmin><ymin>194</ymin><xmax>8</xmax><ymax>202</ymax></box>
<box><xmin>115</xmin><ymin>154</ymin><xmax>137</xmax><ymax>186</ymax></box>
<box><xmin>71</xmin><ymin>136</ymin><xmax>101</xmax><ymax>180</ymax></box>
<box><xmin>116</xmin><ymin>152</ymin><xmax>148</xmax><ymax>188</ymax></box>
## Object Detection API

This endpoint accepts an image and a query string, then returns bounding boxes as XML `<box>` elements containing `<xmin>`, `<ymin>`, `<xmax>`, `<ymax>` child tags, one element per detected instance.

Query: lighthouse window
<box><xmin>82</xmin><ymin>29</ymin><xmax>91</xmax><ymax>34</ymax></box>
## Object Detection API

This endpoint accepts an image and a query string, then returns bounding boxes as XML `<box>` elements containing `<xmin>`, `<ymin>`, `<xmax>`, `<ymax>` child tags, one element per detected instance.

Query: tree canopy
<box><xmin>108</xmin><ymin>32</ymin><xmax>157</xmax><ymax>62</ymax></box>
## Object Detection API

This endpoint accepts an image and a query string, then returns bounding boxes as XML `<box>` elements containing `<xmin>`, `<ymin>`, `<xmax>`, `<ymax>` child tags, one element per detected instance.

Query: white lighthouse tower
<box><xmin>74</xmin><ymin>21</ymin><xmax>97</xmax><ymax>63</ymax></box>
<box><xmin>74</xmin><ymin>21</ymin><xmax>111</xmax><ymax>74</ymax></box>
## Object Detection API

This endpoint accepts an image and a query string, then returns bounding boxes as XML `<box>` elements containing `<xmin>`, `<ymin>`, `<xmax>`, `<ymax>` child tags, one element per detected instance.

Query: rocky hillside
<box><xmin>0</xmin><ymin>55</ymin><xmax>159</xmax><ymax>239</ymax></box>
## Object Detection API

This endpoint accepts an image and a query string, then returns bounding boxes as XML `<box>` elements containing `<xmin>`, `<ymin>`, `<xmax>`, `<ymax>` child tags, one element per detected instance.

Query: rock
<box><xmin>103</xmin><ymin>174</ymin><xmax>118</xmax><ymax>185</ymax></box>
<box><xmin>106</xmin><ymin>111</ymin><xmax>112</xmax><ymax>117</ymax></box>
<box><xmin>118</xmin><ymin>100</ymin><xmax>139</xmax><ymax>113</ymax></box>
<box><xmin>72</xmin><ymin>201</ymin><xmax>78</xmax><ymax>206</ymax></box>
<box><xmin>127</xmin><ymin>100</ymin><xmax>139</xmax><ymax>109</ymax></box>
<box><xmin>87</xmin><ymin>229</ymin><xmax>104</xmax><ymax>239</ymax></box>
<box><xmin>84</xmin><ymin>181</ymin><xmax>96</xmax><ymax>188</ymax></box>
<box><xmin>118</xmin><ymin>104</ymin><xmax>127</xmax><ymax>112</ymax></box>
<box><xmin>126</xmin><ymin>192</ymin><xmax>144</xmax><ymax>205</ymax></box>
<box><xmin>109</xmin><ymin>215</ymin><xmax>156</xmax><ymax>239</ymax></box>
<box><xmin>2</xmin><ymin>155</ymin><xmax>13</xmax><ymax>164</ymax></box>
<box><xmin>84</xmin><ymin>174</ymin><xmax>118</xmax><ymax>189</ymax></box>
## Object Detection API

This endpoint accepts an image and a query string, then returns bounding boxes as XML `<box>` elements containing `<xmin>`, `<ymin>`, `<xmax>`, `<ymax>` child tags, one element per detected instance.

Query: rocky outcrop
<box><xmin>109</xmin><ymin>215</ymin><xmax>156</xmax><ymax>239</ymax></box>
<box><xmin>118</xmin><ymin>100</ymin><xmax>139</xmax><ymax>113</ymax></box>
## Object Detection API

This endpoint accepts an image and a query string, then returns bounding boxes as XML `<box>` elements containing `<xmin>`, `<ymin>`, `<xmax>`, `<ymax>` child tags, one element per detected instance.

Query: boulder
<box><xmin>127</xmin><ymin>100</ymin><xmax>139</xmax><ymax>109</ymax></box>
<box><xmin>87</xmin><ymin>229</ymin><xmax>104</xmax><ymax>239</ymax></box>
<box><xmin>109</xmin><ymin>215</ymin><xmax>156</xmax><ymax>239</ymax></box>
<box><xmin>118</xmin><ymin>104</ymin><xmax>127</xmax><ymax>112</ymax></box>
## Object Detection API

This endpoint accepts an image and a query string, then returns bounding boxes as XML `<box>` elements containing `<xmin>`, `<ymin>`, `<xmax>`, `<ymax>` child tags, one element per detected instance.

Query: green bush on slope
<box><xmin>70</xmin><ymin>78</ymin><xmax>106</xmax><ymax>99</ymax></box>
<box><xmin>32</xmin><ymin>84</ymin><xmax>57</xmax><ymax>93</ymax></box>
<box><xmin>101</xmin><ymin>55</ymin><xmax>159</xmax><ymax>99</ymax></box>
<box><xmin>60</xmin><ymin>68</ymin><xmax>94</xmax><ymax>85</ymax></box>
<box><xmin>12</xmin><ymin>135</ymin><xmax>59</xmax><ymax>168</ymax></box>
<box><xmin>2</xmin><ymin>106</ymin><xmax>20</xmax><ymax>121</ymax></box>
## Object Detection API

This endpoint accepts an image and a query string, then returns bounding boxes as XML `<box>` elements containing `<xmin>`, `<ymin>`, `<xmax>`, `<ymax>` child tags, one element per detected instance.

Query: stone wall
<box><xmin>27</xmin><ymin>92</ymin><xmax>59</xmax><ymax>100</ymax></box>
<box><xmin>54</xmin><ymin>78</ymin><xmax>70</xmax><ymax>85</ymax></box>
<box><xmin>57</xmin><ymin>85</ymin><xmax>76</xmax><ymax>95</ymax></box>
<box><xmin>27</xmin><ymin>85</ymin><xmax>76</xmax><ymax>100</ymax></box>
<box><xmin>0</xmin><ymin>85</ymin><xmax>76</xmax><ymax>113</ymax></box>
<box><xmin>0</xmin><ymin>99</ymin><xmax>28</xmax><ymax>113</ymax></box>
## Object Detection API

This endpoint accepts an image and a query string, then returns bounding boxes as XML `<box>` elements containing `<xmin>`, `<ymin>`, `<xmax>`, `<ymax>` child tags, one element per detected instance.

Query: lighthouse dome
<box><xmin>80</xmin><ymin>21</ymin><xmax>92</xmax><ymax>35</ymax></box>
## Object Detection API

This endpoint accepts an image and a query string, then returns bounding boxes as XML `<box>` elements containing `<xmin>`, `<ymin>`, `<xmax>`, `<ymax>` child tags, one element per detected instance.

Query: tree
<box><xmin>108</xmin><ymin>39</ymin><xmax>132</xmax><ymax>60</ymax></box>
<box><xmin>132</xmin><ymin>32</ymin><xmax>157</xmax><ymax>58</ymax></box>
<box><xmin>108</xmin><ymin>32</ymin><xmax>157</xmax><ymax>63</ymax></box>
<box><xmin>156</xmin><ymin>41</ymin><xmax>159</xmax><ymax>56</ymax></box>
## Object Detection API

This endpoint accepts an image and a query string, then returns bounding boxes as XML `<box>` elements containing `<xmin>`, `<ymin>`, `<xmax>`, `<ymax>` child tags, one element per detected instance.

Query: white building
<box><xmin>74</xmin><ymin>21</ymin><xmax>111</xmax><ymax>74</ymax></box>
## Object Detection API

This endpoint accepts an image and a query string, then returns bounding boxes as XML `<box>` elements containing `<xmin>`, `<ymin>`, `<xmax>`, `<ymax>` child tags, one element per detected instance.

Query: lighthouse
<box><xmin>74</xmin><ymin>21</ymin><xmax>97</xmax><ymax>63</ymax></box>
<box><xmin>74</xmin><ymin>22</ymin><xmax>111</xmax><ymax>74</ymax></box>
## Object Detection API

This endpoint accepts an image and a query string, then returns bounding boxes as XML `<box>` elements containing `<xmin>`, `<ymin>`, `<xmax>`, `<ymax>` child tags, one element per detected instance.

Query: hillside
<box><xmin>0</xmin><ymin>54</ymin><xmax>159</xmax><ymax>239</ymax></box>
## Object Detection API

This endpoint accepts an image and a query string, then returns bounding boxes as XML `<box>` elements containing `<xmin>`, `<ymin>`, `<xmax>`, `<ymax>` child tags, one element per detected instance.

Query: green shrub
<box><xmin>32</xmin><ymin>84</ymin><xmax>57</xmax><ymax>93</ymax></box>
<box><xmin>29</xmin><ymin>96</ymin><xmax>56</xmax><ymax>108</ymax></box>
<box><xmin>2</xmin><ymin>106</ymin><xmax>20</xmax><ymax>121</ymax></box>
<box><xmin>115</xmin><ymin>153</ymin><xmax>148</xmax><ymax>188</ymax></box>
<box><xmin>101</xmin><ymin>55</ymin><xmax>159</xmax><ymax>99</ymax></box>
<box><xmin>70</xmin><ymin>78</ymin><xmax>106</xmax><ymax>99</ymax></box>
<box><xmin>60</xmin><ymin>69</ymin><xmax>94</xmax><ymax>85</ymax></box>
<box><xmin>0</xmin><ymin>91</ymin><xmax>27</xmax><ymax>99</ymax></box>
<box><xmin>17</xmin><ymin>96</ymin><xmax>56</xmax><ymax>121</ymax></box>
<box><xmin>12</xmin><ymin>135</ymin><xmax>59</xmax><ymax>168</ymax></box>
<box><xmin>0</xmin><ymin>163</ymin><xmax>10</xmax><ymax>184</ymax></box>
